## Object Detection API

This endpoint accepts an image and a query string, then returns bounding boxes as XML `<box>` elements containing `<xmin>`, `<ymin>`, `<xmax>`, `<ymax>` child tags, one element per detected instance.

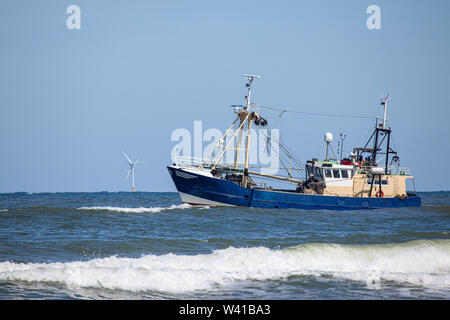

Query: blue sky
<box><xmin>0</xmin><ymin>0</ymin><xmax>449</xmax><ymax>192</ymax></box>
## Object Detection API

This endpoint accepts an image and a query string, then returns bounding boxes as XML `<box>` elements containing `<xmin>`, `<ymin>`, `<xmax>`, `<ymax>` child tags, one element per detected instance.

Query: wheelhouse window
<box><xmin>314</xmin><ymin>167</ymin><xmax>323</xmax><ymax>178</ymax></box>
<box><xmin>324</xmin><ymin>169</ymin><xmax>332</xmax><ymax>178</ymax></box>
<box><xmin>341</xmin><ymin>170</ymin><xmax>349</xmax><ymax>179</ymax></box>
<box><xmin>333</xmin><ymin>169</ymin><xmax>341</xmax><ymax>179</ymax></box>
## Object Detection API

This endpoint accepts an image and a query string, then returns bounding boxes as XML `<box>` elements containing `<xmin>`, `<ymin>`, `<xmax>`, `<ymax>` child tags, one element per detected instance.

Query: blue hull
<box><xmin>167</xmin><ymin>166</ymin><xmax>421</xmax><ymax>210</ymax></box>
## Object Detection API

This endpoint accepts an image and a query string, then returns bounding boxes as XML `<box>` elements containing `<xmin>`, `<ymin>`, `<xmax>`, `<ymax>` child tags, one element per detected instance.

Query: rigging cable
<box><xmin>258</xmin><ymin>123</ymin><xmax>306</xmax><ymax>180</ymax></box>
<box><xmin>257</xmin><ymin>104</ymin><xmax>374</xmax><ymax>119</ymax></box>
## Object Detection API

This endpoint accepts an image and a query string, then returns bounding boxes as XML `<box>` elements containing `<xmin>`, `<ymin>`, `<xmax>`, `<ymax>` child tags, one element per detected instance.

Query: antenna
<box><xmin>122</xmin><ymin>151</ymin><xmax>143</xmax><ymax>192</ymax></box>
<box><xmin>324</xmin><ymin>132</ymin><xmax>333</xmax><ymax>161</ymax></box>
<box><xmin>242</xmin><ymin>74</ymin><xmax>261</xmax><ymax>110</ymax></box>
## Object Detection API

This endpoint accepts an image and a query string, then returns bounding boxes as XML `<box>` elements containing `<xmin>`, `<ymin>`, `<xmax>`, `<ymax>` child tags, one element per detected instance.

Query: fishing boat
<box><xmin>167</xmin><ymin>75</ymin><xmax>421</xmax><ymax>210</ymax></box>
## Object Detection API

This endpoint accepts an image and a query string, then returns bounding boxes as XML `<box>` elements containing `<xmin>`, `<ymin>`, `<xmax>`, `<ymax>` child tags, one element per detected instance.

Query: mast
<box><xmin>353</xmin><ymin>94</ymin><xmax>397</xmax><ymax>175</ymax></box>
<box><xmin>243</xmin><ymin>74</ymin><xmax>260</xmax><ymax>110</ymax></box>
<box><xmin>363</xmin><ymin>94</ymin><xmax>394</xmax><ymax>174</ymax></box>
<box><xmin>382</xmin><ymin>94</ymin><xmax>389</xmax><ymax>129</ymax></box>
<box><xmin>241</xmin><ymin>74</ymin><xmax>260</xmax><ymax>186</ymax></box>
<box><xmin>375</xmin><ymin>95</ymin><xmax>392</xmax><ymax>172</ymax></box>
<box><xmin>242</xmin><ymin>74</ymin><xmax>260</xmax><ymax>166</ymax></box>
<box><xmin>381</xmin><ymin>94</ymin><xmax>392</xmax><ymax>173</ymax></box>
<box><xmin>372</xmin><ymin>121</ymin><xmax>379</xmax><ymax>164</ymax></box>
<box><xmin>244</xmin><ymin>117</ymin><xmax>252</xmax><ymax>169</ymax></box>
<box><xmin>385</xmin><ymin>126</ymin><xmax>391</xmax><ymax>173</ymax></box>
<box><xmin>201</xmin><ymin>75</ymin><xmax>264</xmax><ymax>178</ymax></box>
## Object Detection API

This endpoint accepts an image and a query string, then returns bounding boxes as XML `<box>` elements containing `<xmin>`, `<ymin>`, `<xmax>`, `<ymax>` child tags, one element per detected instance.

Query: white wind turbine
<box><xmin>122</xmin><ymin>151</ymin><xmax>143</xmax><ymax>192</ymax></box>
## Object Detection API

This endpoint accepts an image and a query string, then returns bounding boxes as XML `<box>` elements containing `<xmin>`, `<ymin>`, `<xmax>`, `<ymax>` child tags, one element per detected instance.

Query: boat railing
<box><xmin>175</xmin><ymin>156</ymin><xmax>294</xmax><ymax>175</ymax></box>
<box><xmin>388</xmin><ymin>166</ymin><xmax>411</xmax><ymax>176</ymax></box>
<box><xmin>357</xmin><ymin>165</ymin><xmax>411</xmax><ymax>176</ymax></box>
<box><xmin>174</xmin><ymin>156</ymin><xmax>238</xmax><ymax>169</ymax></box>
<box><xmin>175</xmin><ymin>156</ymin><xmax>209</xmax><ymax>167</ymax></box>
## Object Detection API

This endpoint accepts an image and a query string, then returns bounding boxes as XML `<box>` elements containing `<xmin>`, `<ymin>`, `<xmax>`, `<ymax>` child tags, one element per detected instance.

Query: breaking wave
<box><xmin>0</xmin><ymin>239</ymin><xmax>449</xmax><ymax>293</ymax></box>
<box><xmin>77</xmin><ymin>203</ymin><xmax>192</xmax><ymax>213</ymax></box>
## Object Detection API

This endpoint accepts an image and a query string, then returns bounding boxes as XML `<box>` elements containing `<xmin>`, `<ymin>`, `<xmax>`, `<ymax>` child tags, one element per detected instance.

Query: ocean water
<box><xmin>0</xmin><ymin>191</ymin><xmax>448</xmax><ymax>300</ymax></box>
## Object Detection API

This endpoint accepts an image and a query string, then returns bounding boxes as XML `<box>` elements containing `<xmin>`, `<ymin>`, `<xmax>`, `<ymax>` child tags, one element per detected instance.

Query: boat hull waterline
<box><xmin>168</xmin><ymin>166</ymin><xmax>421</xmax><ymax>210</ymax></box>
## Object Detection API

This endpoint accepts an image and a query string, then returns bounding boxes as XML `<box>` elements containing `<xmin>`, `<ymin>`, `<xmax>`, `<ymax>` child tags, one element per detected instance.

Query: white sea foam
<box><xmin>0</xmin><ymin>240</ymin><xmax>449</xmax><ymax>293</ymax></box>
<box><xmin>77</xmin><ymin>203</ymin><xmax>192</xmax><ymax>213</ymax></box>
<box><xmin>0</xmin><ymin>209</ymin><xmax>7</xmax><ymax>212</ymax></box>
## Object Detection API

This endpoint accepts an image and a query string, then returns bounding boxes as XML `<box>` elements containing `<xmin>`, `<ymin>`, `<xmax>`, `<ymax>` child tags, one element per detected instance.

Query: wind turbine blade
<box><xmin>122</xmin><ymin>150</ymin><xmax>132</xmax><ymax>164</ymax></box>
<box><xmin>124</xmin><ymin>169</ymin><xmax>131</xmax><ymax>181</ymax></box>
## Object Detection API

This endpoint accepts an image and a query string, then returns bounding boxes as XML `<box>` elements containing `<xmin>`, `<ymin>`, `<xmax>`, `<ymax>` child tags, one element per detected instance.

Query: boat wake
<box><xmin>0</xmin><ymin>239</ymin><xmax>449</xmax><ymax>294</ymax></box>
<box><xmin>77</xmin><ymin>203</ymin><xmax>193</xmax><ymax>213</ymax></box>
